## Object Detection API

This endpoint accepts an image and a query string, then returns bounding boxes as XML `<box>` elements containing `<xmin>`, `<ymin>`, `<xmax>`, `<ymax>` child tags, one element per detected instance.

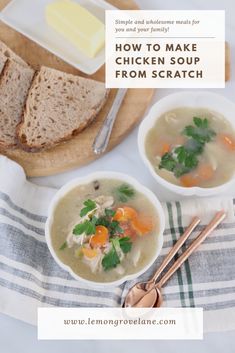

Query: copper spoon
<box><xmin>134</xmin><ymin>210</ymin><xmax>226</xmax><ymax>308</ymax></box>
<box><xmin>123</xmin><ymin>216</ymin><xmax>201</xmax><ymax>307</ymax></box>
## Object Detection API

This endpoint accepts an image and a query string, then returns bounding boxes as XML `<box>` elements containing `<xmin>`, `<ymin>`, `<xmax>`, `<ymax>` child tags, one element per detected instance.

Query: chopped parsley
<box><xmin>80</xmin><ymin>199</ymin><xmax>97</xmax><ymax>217</ymax></box>
<box><xmin>115</xmin><ymin>184</ymin><xmax>135</xmax><ymax>202</ymax></box>
<box><xmin>119</xmin><ymin>237</ymin><xmax>132</xmax><ymax>253</ymax></box>
<box><xmin>94</xmin><ymin>215</ymin><xmax>109</xmax><ymax>228</ymax></box>
<box><xmin>59</xmin><ymin>241</ymin><xmax>67</xmax><ymax>251</ymax></box>
<box><xmin>74</xmin><ymin>200</ymin><xmax>124</xmax><ymax>237</ymax></box>
<box><xmin>109</xmin><ymin>220</ymin><xmax>124</xmax><ymax>236</ymax></box>
<box><xmin>159</xmin><ymin>117</ymin><xmax>216</xmax><ymax>178</ymax></box>
<box><xmin>183</xmin><ymin>117</ymin><xmax>216</xmax><ymax>144</ymax></box>
<box><xmin>105</xmin><ymin>208</ymin><xmax>116</xmax><ymax>217</ymax></box>
<box><xmin>102</xmin><ymin>244</ymin><xmax>120</xmax><ymax>271</ymax></box>
<box><xmin>95</xmin><ymin>213</ymin><xmax>124</xmax><ymax>236</ymax></box>
<box><xmin>73</xmin><ymin>217</ymin><xmax>97</xmax><ymax>236</ymax></box>
<box><xmin>101</xmin><ymin>237</ymin><xmax>132</xmax><ymax>271</ymax></box>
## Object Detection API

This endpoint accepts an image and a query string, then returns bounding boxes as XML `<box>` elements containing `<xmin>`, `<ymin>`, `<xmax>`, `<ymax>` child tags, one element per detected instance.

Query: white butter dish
<box><xmin>0</xmin><ymin>0</ymin><xmax>116</xmax><ymax>74</ymax></box>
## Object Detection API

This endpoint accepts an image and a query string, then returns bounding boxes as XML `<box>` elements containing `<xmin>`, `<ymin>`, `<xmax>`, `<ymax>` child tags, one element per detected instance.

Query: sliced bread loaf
<box><xmin>0</xmin><ymin>60</ymin><xmax>35</xmax><ymax>148</ymax></box>
<box><xmin>17</xmin><ymin>66</ymin><xmax>109</xmax><ymax>151</ymax></box>
<box><xmin>0</xmin><ymin>40</ymin><xmax>29</xmax><ymax>68</ymax></box>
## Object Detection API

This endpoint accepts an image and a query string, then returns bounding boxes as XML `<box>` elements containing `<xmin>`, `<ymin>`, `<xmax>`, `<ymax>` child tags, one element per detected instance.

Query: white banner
<box><xmin>105</xmin><ymin>10</ymin><xmax>225</xmax><ymax>88</ymax></box>
<box><xmin>38</xmin><ymin>307</ymin><xmax>203</xmax><ymax>340</ymax></box>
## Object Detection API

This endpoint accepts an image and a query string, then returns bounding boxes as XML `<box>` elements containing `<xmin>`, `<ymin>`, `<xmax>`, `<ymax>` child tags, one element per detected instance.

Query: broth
<box><xmin>145</xmin><ymin>107</ymin><xmax>235</xmax><ymax>188</ymax></box>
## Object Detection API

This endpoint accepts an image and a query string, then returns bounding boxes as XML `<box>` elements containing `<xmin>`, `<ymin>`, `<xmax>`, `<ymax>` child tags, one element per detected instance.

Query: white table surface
<box><xmin>0</xmin><ymin>0</ymin><xmax>234</xmax><ymax>352</ymax></box>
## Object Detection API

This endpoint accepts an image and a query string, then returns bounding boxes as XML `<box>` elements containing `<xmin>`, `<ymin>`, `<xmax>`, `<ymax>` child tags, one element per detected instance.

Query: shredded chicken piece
<box><xmin>93</xmin><ymin>195</ymin><xmax>114</xmax><ymax>217</ymax></box>
<box><xmin>66</xmin><ymin>231</ymin><xmax>90</xmax><ymax>248</ymax></box>
<box><xmin>165</xmin><ymin>112</ymin><xmax>177</xmax><ymax>125</ymax></box>
<box><xmin>204</xmin><ymin>143</ymin><xmax>218</xmax><ymax>171</ymax></box>
<box><xmin>131</xmin><ymin>247</ymin><xmax>141</xmax><ymax>267</ymax></box>
<box><xmin>114</xmin><ymin>240</ymin><xmax>124</xmax><ymax>262</ymax></box>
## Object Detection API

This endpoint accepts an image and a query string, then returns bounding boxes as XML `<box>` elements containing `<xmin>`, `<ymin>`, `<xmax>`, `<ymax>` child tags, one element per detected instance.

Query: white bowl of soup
<box><xmin>138</xmin><ymin>91</ymin><xmax>235</xmax><ymax>196</ymax></box>
<box><xmin>45</xmin><ymin>172</ymin><xmax>165</xmax><ymax>287</ymax></box>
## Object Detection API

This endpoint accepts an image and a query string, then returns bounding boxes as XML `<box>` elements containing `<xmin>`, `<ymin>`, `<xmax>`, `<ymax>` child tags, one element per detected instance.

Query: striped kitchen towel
<box><xmin>0</xmin><ymin>156</ymin><xmax>235</xmax><ymax>332</ymax></box>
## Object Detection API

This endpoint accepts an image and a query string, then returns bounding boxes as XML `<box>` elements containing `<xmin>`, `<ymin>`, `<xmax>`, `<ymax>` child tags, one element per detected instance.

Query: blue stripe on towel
<box><xmin>0</xmin><ymin>207</ymin><xmax>45</xmax><ymax>235</ymax></box>
<box><xmin>0</xmin><ymin>261</ymin><xmax>122</xmax><ymax>303</ymax></box>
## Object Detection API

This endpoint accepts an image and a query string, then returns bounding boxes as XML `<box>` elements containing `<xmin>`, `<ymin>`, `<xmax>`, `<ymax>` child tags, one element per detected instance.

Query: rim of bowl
<box><xmin>138</xmin><ymin>91</ymin><xmax>235</xmax><ymax>196</ymax></box>
<box><xmin>45</xmin><ymin>171</ymin><xmax>165</xmax><ymax>287</ymax></box>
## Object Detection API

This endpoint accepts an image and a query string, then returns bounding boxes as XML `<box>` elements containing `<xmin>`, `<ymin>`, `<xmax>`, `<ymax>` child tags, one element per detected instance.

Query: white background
<box><xmin>0</xmin><ymin>0</ymin><xmax>234</xmax><ymax>352</ymax></box>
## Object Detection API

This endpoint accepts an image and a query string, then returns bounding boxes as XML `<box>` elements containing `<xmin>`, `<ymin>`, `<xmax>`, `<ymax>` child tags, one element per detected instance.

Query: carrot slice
<box><xmin>153</xmin><ymin>139</ymin><xmax>171</xmax><ymax>157</ymax></box>
<box><xmin>123</xmin><ymin>206</ymin><xmax>138</xmax><ymax>220</ymax></box>
<box><xmin>161</xmin><ymin>143</ymin><xmax>171</xmax><ymax>156</ymax></box>
<box><xmin>180</xmin><ymin>174</ymin><xmax>199</xmax><ymax>187</ymax></box>
<box><xmin>90</xmin><ymin>225</ymin><xmax>109</xmax><ymax>248</ymax></box>
<box><xmin>218</xmin><ymin>133</ymin><xmax>235</xmax><ymax>151</ymax></box>
<box><xmin>131</xmin><ymin>216</ymin><xmax>153</xmax><ymax>236</ymax></box>
<box><xmin>113</xmin><ymin>207</ymin><xmax>138</xmax><ymax>221</ymax></box>
<box><xmin>82</xmin><ymin>247</ymin><xmax>97</xmax><ymax>258</ymax></box>
<box><xmin>197</xmin><ymin>164</ymin><xmax>214</xmax><ymax>181</ymax></box>
<box><xmin>113</xmin><ymin>208</ymin><xmax>125</xmax><ymax>221</ymax></box>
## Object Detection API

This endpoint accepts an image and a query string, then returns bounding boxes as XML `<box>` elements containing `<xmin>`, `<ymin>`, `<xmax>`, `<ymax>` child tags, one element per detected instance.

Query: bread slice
<box><xmin>0</xmin><ymin>40</ymin><xmax>29</xmax><ymax>68</ymax></box>
<box><xmin>0</xmin><ymin>60</ymin><xmax>34</xmax><ymax>148</ymax></box>
<box><xmin>17</xmin><ymin>66</ymin><xmax>109</xmax><ymax>151</ymax></box>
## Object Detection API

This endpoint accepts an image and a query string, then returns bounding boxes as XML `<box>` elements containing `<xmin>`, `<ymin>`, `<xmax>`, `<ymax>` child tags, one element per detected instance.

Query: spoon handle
<box><xmin>157</xmin><ymin>211</ymin><xmax>226</xmax><ymax>288</ymax></box>
<box><xmin>145</xmin><ymin>216</ymin><xmax>200</xmax><ymax>289</ymax></box>
<box><xmin>92</xmin><ymin>88</ymin><xmax>127</xmax><ymax>154</ymax></box>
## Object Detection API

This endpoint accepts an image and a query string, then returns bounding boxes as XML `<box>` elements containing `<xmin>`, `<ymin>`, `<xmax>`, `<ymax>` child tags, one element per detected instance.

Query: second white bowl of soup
<box><xmin>138</xmin><ymin>91</ymin><xmax>235</xmax><ymax>196</ymax></box>
<box><xmin>45</xmin><ymin>172</ymin><xmax>165</xmax><ymax>287</ymax></box>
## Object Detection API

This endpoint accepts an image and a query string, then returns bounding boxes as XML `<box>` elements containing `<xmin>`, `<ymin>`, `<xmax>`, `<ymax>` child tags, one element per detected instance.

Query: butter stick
<box><xmin>46</xmin><ymin>0</ymin><xmax>105</xmax><ymax>58</ymax></box>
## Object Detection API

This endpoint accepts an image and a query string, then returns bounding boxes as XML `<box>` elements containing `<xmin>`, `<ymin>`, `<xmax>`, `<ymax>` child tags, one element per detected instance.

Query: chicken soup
<box><xmin>145</xmin><ymin>107</ymin><xmax>235</xmax><ymax>188</ymax></box>
<box><xmin>51</xmin><ymin>179</ymin><xmax>160</xmax><ymax>283</ymax></box>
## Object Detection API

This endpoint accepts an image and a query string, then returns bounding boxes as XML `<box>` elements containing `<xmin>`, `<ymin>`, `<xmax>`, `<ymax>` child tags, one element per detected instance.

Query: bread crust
<box><xmin>0</xmin><ymin>40</ymin><xmax>29</xmax><ymax>68</ymax></box>
<box><xmin>15</xmin><ymin>70</ymin><xmax>41</xmax><ymax>151</ymax></box>
<box><xmin>0</xmin><ymin>60</ymin><xmax>34</xmax><ymax>149</ymax></box>
<box><xmin>0</xmin><ymin>60</ymin><xmax>16</xmax><ymax>149</ymax></box>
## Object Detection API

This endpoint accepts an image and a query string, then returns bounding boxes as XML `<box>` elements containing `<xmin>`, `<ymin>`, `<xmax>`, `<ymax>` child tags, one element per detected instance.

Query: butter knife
<box><xmin>92</xmin><ymin>88</ymin><xmax>127</xmax><ymax>154</ymax></box>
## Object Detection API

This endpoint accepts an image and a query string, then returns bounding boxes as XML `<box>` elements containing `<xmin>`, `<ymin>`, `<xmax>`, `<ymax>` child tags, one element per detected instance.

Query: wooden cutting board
<box><xmin>0</xmin><ymin>0</ymin><xmax>231</xmax><ymax>177</ymax></box>
<box><xmin>0</xmin><ymin>0</ymin><xmax>154</xmax><ymax>177</ymax></box>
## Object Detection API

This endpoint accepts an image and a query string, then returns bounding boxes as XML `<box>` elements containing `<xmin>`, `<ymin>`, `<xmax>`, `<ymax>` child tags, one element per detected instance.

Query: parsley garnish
<box><xmin>159</xmin><ymin>152</ymin><xmax>176</xmax><ymax>172</ymax></box>
<box><xmin>101</xmin><ymin>237</ymin><xmax>132</xmax><ymax>271</ymax></box>
<box><xmin>105</xmin><ymin>208</ymin><xmax>116</xmax><ymax>217</ymax></box>
<box><xmin>73</xmin><ymin>217</ymin><xmax>97</xmax><ymax>236</ymax></box>
<box><xmin>159</xmin><ymin>117</ymin><xmax>216</xmax><ymax>178</ymax></box>
<box><xmin>95</xmin><ymin>216</ymin><xmax>109</xmax><ymax>228</ymax></box>
<box><xmin>119</xmin><ymin>237</ymin><xmax>132</xmax><ymax>253</ymax></box>
<box><xmin>102</xmin><ymin>244</ymin><xmax>120</xmax><ymax>271</ymax></box>
<box><xmin>73</xmin><ymin>205</ymin><xmax>124</xmax><ymax>237</ymax></box>
<box><xmin>109</xmin><ymin>220</ymin><xmax>124</xmax><ymax>236</ymax></box>
<box><xmin>80</xmin><ymin>199</ymin><xmax>96</xmax><ymax>217</ymax></box>
<box><xmin>59</xmin><ymin>241</ymin><xmax>67</xmax><ymax>250</ymax></box>
<box><xmin>115</xmin><ymin>184</ymin><xmax>135</xmax><ymax>202</ymax></box>
<box><xmin>183</xmin><ymin>117</ymin><xmax>216</xmax><ymax>144</ymax></box>
<box><xmin>95</xmin><ymin>213</ymin><xmax>124</xmax><ymax>237</ymax></box>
